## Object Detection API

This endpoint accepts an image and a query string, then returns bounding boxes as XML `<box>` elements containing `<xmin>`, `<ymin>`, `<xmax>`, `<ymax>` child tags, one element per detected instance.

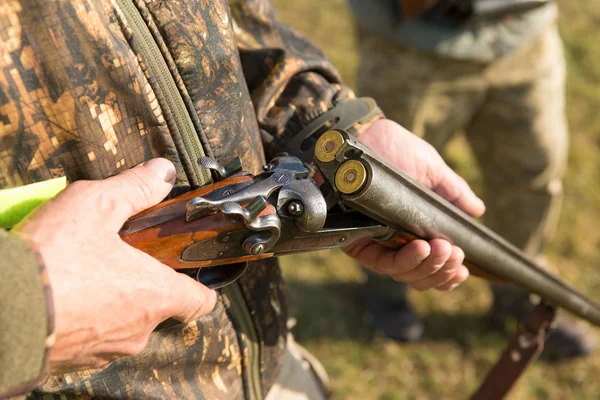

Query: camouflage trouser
<box><xmin>356</xmin><ymin>24</ymin><xmax>569</xmax><ymax>302</ymax></box>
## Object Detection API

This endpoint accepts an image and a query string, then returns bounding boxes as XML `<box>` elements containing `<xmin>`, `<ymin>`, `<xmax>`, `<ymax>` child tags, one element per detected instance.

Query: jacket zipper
<box><xmin>115</xmin><ymin>0</ymin><xmax>210</xmax><ymax>186</ymax></box>
<box><xmin>116</xmin><ymin>2</ymin><xmax>263</xmax><ymax>399</ymax></box>
<box><xmin>226</xmin><ymin>282</ymin><xmax>263</xmax><ymax>400</ymax></box>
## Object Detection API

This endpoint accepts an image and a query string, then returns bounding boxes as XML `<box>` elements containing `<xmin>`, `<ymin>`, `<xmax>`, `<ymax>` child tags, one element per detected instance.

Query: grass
<box><xmin>271</xmin><ymin>0</ymin><xmax>600</xmax><ymax>398</ymax></box>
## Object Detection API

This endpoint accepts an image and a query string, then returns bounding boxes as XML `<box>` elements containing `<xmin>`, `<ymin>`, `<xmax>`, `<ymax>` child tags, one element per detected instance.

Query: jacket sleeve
<box><xmin>0</xmin><ymin>230</ymin><xmax>54</xmax><ymax>398</ymax></box>
<box><xmin>230</xmin><ymin>0</ymin><xmax>382</xmax><ymax>155</ymax></box>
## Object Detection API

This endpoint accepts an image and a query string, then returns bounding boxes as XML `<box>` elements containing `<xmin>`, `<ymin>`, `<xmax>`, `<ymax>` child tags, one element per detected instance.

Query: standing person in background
<box><xmin>348</xmin><ymin>0</ymin><xmax>596</xmax><ymax>358</ymax></box>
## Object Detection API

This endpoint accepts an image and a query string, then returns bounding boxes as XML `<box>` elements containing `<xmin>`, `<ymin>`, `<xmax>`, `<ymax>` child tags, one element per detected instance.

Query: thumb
<box><xmin>167</xmin><ymin>273</ymin><xmax>218</xmax><ymax>322</ymax></box>
<box><xmin>430</xmin><ymin>165</ymin><xmax>486</xmax><ymax>218</ymax></box>
<box><xmin>103</xmin><ymin>158</ymin><xmax>176</xmax><ymax>225</ymax></box>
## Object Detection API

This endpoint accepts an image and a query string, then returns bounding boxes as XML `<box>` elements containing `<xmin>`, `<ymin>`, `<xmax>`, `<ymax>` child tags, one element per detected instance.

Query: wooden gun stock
<box><xmin>120</xmin><ymin>176</ymin><xmax>274</xmax><ymax>271</ymax></box>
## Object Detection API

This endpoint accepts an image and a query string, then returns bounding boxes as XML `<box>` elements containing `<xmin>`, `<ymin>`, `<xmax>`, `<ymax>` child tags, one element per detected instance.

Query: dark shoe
<box><xmin>542</xmin><ymin>313</ymin><xmax>597</xmax><ymax>361</ymax></box>
<box><xmin>488</xmin><ymin>284</ymin><xmax>596</xmax><ymax>360</ymax></box>
<box><xmin>364</xmin><ymin>298</ymin><xmax>425</xmax><ymax>342</ymax></box>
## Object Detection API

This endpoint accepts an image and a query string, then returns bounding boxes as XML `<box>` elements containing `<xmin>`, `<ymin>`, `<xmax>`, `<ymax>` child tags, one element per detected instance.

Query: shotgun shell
<box><xmin>335</xmin><ymin>160</ymin><xmax>367</xmax><ymax>194</ymax></box>
<box><xmin>315</xmin><ymin>130</ymin><xmax>344</xmax><ymax>163</ymax></box>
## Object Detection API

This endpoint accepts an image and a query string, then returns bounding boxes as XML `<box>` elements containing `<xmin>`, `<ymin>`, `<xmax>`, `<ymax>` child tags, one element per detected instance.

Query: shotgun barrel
<box><xmin>314</xmin><ymin>130</ymin><xmax>600</xmax><ymax>327</ymax></box>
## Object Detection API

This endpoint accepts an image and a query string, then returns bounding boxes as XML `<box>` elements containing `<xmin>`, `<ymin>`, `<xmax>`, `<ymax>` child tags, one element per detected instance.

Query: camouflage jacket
<box><xmin>0</xmin><ymin>0</ymin><xmax>356</xmax><ymax>398</ymax></box>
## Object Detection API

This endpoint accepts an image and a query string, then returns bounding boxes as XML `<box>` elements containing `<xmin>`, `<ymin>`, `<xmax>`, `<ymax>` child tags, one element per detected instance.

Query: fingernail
<box><xmin>144</xmin><ymin>158</ymin><xmax>176</xmax><ymax>183</ymax></box>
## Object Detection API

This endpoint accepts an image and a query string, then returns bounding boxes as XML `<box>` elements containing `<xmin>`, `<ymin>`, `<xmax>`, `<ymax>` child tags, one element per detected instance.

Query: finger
<box><xmin>344</xmin><ymin>239</ymin><xmax>431</xmax><ymax>276</ymax></box>
<box><xmin>393</xmin><ymin>239</ymin><xmax>452</xmax><ymax>283</ymax></box>
<box><xmin>410</xmin><ymin>246</ymin><xmax>465</xmax><ymax>291</ymax></box>
<box><xmin>123</xmin><ymin>244</ymin><xmax>217</xmax><ymax>323</ymax></box>
<box><xmin>437</xmin><ymin>266</ymin><xmax>470</xmax><ymax>291</ymax></box>
<box><xmin>101</xmin><ymin>158</ymin><xmax>176</xmax><ymax>226</ymax></box>
<box><xmin>430</xmin><ymin>166</ymin><xmax>486</xmax><ymax>218</ymax></box>
<box><xmin>166</xmin><ymin>273</ymin><xmax>218</xmax><ymax>323</ymax></box>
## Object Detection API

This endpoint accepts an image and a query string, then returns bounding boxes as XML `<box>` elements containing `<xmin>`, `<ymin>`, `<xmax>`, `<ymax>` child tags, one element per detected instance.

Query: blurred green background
<box><xmin>272</xmin><ymin>0</ymin><xmax>600</xmax><ymax>399</ymax></box>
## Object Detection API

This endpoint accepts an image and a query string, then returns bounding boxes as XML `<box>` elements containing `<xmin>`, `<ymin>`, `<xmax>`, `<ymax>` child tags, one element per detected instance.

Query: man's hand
<box><xmin>14</xmin><ymin>159</ymin><xmax>217</xmax><ymax>374</ymax></box>
<box><xmin>344</xmin><ymin>119</ymin><xmax>486</xmax><ymax>291</ymax></box>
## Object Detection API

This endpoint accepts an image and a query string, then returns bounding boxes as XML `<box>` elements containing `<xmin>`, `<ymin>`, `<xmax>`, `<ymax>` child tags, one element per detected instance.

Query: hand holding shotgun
<box><xmin>14</xmin><ymin>117</ymin><xmax>600</xmax><ymax>397</ymax></box>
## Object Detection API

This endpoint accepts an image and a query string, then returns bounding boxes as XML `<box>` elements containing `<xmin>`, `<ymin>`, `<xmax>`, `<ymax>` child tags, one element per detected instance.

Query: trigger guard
<box><xmin>181</xmin><ymin>263</ymin><xmax>248</xmax><ymax>289</ymax></box>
